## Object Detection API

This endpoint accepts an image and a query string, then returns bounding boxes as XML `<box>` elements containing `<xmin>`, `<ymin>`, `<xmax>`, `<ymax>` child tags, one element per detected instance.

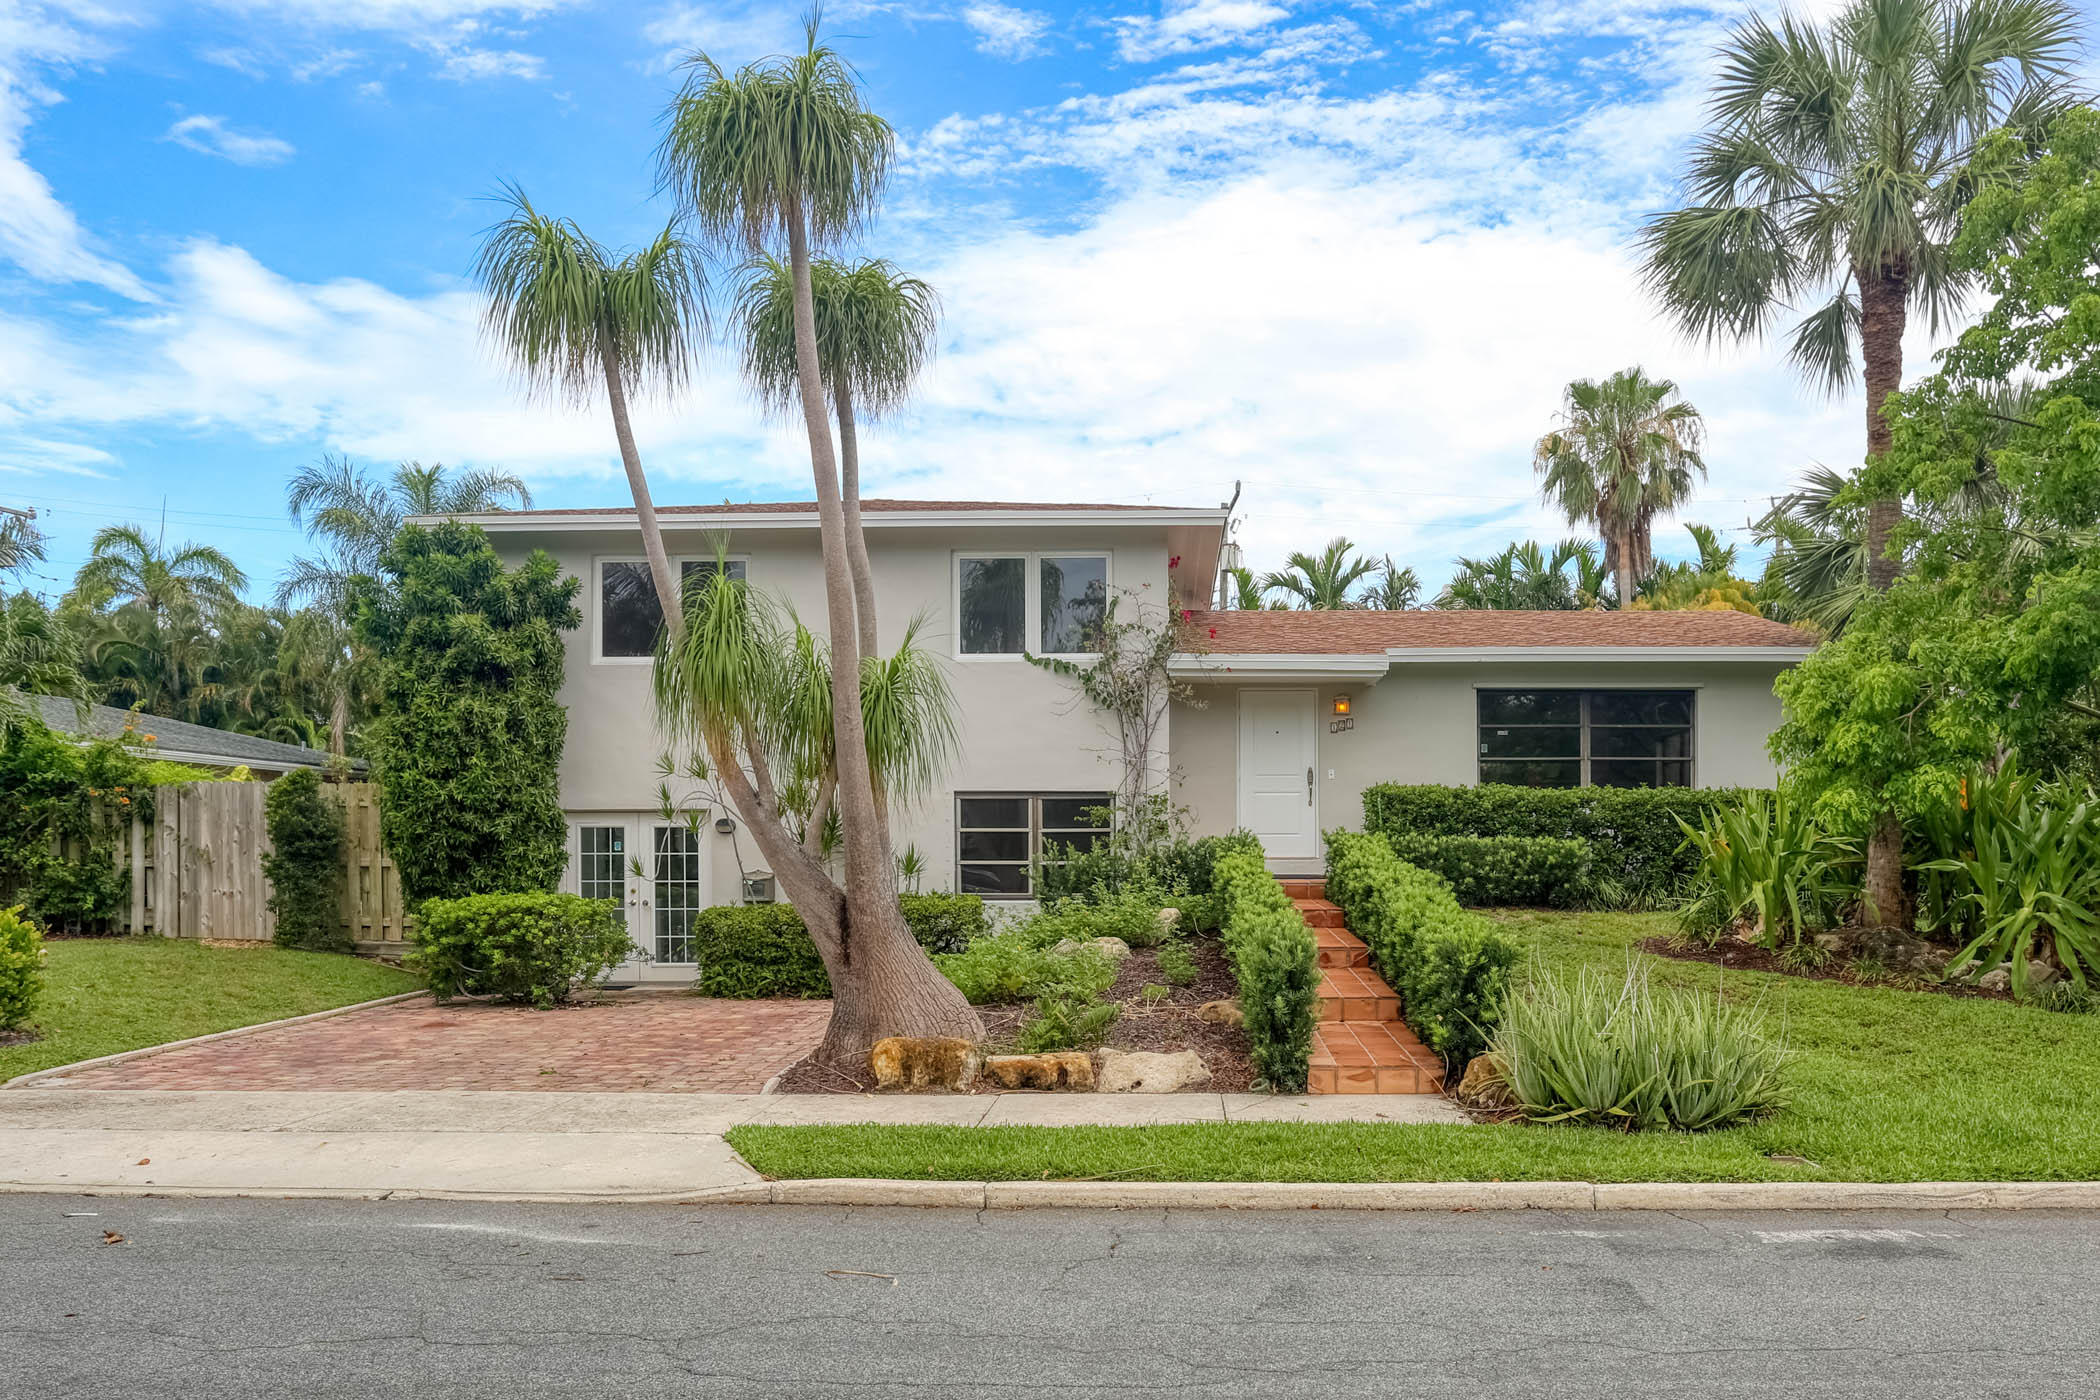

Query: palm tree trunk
<box><xmin>783</xmin><ymin>211</ymin><xmax>980</xmax><ymax>1063</ymax></box>
<box><xmin>599</xmin><ymin>341</ymin><xmax>684</xmax><ymax>643</ymax></box>
<box><xmin>833</xmin><ymin>378</ymin><xmax>880</xmax><ymax>661</ymax></box>
<box><xmin>1860</xmin><ymin>264</ymin><xmax>1908</xmax><ymax>593</ymax></box>
<box><xmin>1612</xmin><ymin>526</ymin><xmax>1634</xmax><ymax>606</ymax></box>
<box><xmin>328</xmin><ymin>685</ymin><xmax>348</xmax><ymax>759</ymax></box>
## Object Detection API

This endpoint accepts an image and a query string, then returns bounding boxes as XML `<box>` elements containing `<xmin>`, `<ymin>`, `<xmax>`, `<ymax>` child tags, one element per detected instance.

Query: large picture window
<box><xmin>598</xmin><ymin>558</ymin><xmax>746</xmax><ymax>660</ymax></box>
<box><xmin>1478</xmin><ymin>690</ymin><xmax>1693</xmax><ymax>788</ymax></box>
<box><xmin>957</xmin><ymin>552</ymin><xmax>1109</xmax><ymax>656</ymax></box>
<box><xmin>956</xmin><ymin>792</ymin><xmax>1110</xmax><ymax>897</ymax></box>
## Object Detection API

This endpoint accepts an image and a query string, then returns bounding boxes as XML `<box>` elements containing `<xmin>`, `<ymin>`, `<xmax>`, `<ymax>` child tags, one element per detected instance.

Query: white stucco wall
<box><xmin>1169</xmin><ymin>659</ymin><xmax>1792</xmax><ymax>845</ymax></box>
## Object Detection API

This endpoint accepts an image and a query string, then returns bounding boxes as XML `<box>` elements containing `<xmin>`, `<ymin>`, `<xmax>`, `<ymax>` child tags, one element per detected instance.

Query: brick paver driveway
<box><xmin>37</xmin><ymin>993</ymin><xmax>831</xmax><ymax>1093</ymax></box>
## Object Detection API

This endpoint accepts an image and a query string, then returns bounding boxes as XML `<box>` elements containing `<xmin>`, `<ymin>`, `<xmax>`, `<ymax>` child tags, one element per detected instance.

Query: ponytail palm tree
<box><xmin>1260</xmin><ymin>537</ymin><xmax>1380</xmax><ymax>610</ymax></box>
<box><xmin>732</xmin><ymin>253</ymin><xmax>940</xmax><ymax>657</ymax></box>
<box><xmin>1534</xmin><ymin>369</ymin><xmax>1705</xmax><ymax>604</ymax></box>
<box><xmin>1639</xmin><ymin>0</ymin><xmax>2079</xmax><ymax>593</ymax></box>
<box><xmin>473</xmin><ymin>186</ymin><xmax>706</xmax><ymax>643</ymax></box>
<box><xmin>657</xmin><ymin>21</ymin><xmax>980</xmax><ymax>1058</ymax></box>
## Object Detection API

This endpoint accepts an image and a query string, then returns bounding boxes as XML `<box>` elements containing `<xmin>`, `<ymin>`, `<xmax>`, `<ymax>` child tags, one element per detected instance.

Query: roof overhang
<box><xmin>1168</xmin><ymin>653</ymin><xmax>1391</xmax><ymax>685</ymax></box>
<box><xmin>429</xmin><ymin>507</ymin><xmax>1231</xmax><ymax>533</ymax></box>
<box><xmin>1382</xmin><ymin>645</ymin><xmax>1816</xmax><ymax>664</ymax></box>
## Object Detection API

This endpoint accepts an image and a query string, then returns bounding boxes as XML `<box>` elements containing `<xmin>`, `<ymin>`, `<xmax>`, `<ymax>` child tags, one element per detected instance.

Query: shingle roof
<box><xmin>1182</xmin><ymin>609</ymin><xmax>1816</xmax><ymax>653</ymax></box>
<box><xmin>485</xmin><ymin>499</ymin><xmax>1181</xmax><ymax>517</ymax></box>
<box><xmin>26</xmin><ymin>694</ymin><xmax>352</xmax><ymax>771</ymax></box>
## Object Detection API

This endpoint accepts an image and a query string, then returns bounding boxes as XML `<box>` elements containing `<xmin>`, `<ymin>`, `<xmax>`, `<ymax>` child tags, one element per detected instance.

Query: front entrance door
<box><xmin>568</xmin><ymin>814</ymin><xmax>707</xmax><ymax>982</ymax></box>
<box><xmin>1237</xmin><ymin>690</ymin><xmax>1318</xmax><ymax>861</ymax></box>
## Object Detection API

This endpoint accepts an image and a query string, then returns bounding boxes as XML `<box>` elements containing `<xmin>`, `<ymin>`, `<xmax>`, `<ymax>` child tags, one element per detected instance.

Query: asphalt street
<box><xmin>5</xmin><ymin>1195</ymin><xmax>2097</xmax><ymax>1399</ymax></box>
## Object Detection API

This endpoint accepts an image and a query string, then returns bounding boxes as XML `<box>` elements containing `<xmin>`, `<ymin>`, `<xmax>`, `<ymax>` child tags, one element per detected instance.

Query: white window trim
<box><xmin>591</xmin><ymin>553</ymin><xmax>749</xmax><ymax>666</ymax></box>
<box><xmin>951</xmin><ymin>549</ymin><xmax>1112</xmax><ymax>662</ymax></box>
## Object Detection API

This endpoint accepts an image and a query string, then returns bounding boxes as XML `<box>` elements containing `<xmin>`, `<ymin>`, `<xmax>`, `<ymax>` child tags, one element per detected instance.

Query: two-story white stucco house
<box><xmin>462</xmin><ymin>497</ymin><xmax>1814</xmax><ymax>981</ymax></box>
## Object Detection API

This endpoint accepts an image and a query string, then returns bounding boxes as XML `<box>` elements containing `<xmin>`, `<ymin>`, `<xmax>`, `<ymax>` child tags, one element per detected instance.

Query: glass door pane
<box><xmin>652</xmin><ymin>824</ymin><xmax>702</xmax><ymax>965</ymax></box>
<box><xmin>577</xmin><ymin>824</ymin><xmax>628</xmax><ymax>928</ymax></box>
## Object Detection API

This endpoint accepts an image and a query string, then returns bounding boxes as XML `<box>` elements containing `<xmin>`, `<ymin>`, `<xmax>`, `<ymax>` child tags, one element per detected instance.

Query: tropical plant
<box><xmin>262</xmin><ymin>767</ymin><xmax>349</xmax><ymax>953</ymax></box>
<box><xmin>0</xmin><ymin>511</ymin><xmax>45</xmax><ymax>578</ymax></box>
<box><xmin>1755</xmin><ymin>466</ymin><xmax>1871</xmax><ymax>634</ymax></box>
<box><xmin>1359</xmin><ymin>555</ymin><xmax>1420</xmax><ymax>610</ymax></box>
<box><xmin>282</xmin><ymin>455</ymin><xmax>533</xmax><ymax>616</ymax></box>
<box><xmin>652</xmin><ymin>20</ymin><xmax>983</xmax><ymax>1062</ymax></box>
<box><xmin>1490</xmin><ymin>960</ymin><xmax>1787</xmax><ymax>1132</ymax></box>
<box><xmin>409</xmin><ymin>891</ymin><xmax>634</xmax><ymax>1009</ymax></box>
<box><xmin>0</xmin><ymin>591</ymin><xmax>85</xmax><ymax>740</ymax></box>
<box><xmin>474</xmin><ymin>184</ymin><xmax>707</xmax><ymax>650</ymax></box>
<box><xmin>351</xmin><ymin>522</ymin><xmax>580</xmax><ymax>903</ymax></box>
<box><xmin>1676</xmin><ymin>789</ymin><xmax>1860</xmax><ymax>945</ymax></box>
<box><xmin>1639</xmin><ymin>0</ymin><xmax>2080</xmax><ymax>593</ymax></box>
<box><xmin>1260</xmin><ymin>536</ymin><xmax>1380</xmax><ymax>610</ymax></box>
<box><xmin>1222</xmin><ymin>565</ymin><xmax>1266</xmax><ymax>611</ymax></box>
<box><xmin>1435</xmin><ymin>538</ymin><xmax>1604</xmax><ymax>610</ymax></box>
<box><xmin>72</xmin><ymin>524</ymin><xmax>245</xmax><ymax>626</ymax></box>
<box><xmin>1632</xmin><ymin>523</ymin><xmax>1762</xmax><ymax>614</ymax></box>
<box><xmin>1534</xmin><ymin>368</ymin><xmax>1706</xmax><ymax>603</ymax></box>
<box><xmin>0</xmin><ymin>905</ymin><xmax>42</xmax><ymax>1032</ymax></box>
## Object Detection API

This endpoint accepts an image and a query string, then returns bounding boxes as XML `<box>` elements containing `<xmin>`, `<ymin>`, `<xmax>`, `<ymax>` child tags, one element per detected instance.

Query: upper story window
<box><xmin>1477</xmin><ymin>689</ymin><xmax>1693</xmax><ymax>789</ymax></box>
<box><xmin>598</xmin><ymin>558</ymin><xmax>746</xmax><ymax>661</ymax></box>
<box><xmin>957</xmin><ymin>552</ymin><xmax>1109</xmax><ymax>657</ymax></box>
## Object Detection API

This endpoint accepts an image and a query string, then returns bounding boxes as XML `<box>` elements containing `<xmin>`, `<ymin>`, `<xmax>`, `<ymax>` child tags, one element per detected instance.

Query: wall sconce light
<box><xmin>714</xmin><ymin>815</ymin><xmax>737</xmax><ymax>835</ymax></box>
<box><xmin>1330</xmin><ymin>694</ymin><xmax>1352</xmax><ymax>717</ymax></box>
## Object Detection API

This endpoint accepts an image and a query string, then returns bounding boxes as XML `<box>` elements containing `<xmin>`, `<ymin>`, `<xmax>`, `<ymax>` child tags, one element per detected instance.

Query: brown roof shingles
<box><xmin>1182</xmin><ymin>609</ymin><xmax>1815</xmax><ymax>653</ymax></box>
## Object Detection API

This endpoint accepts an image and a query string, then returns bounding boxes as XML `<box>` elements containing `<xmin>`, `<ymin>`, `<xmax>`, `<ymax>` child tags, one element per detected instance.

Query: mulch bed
<box><xmin>773</xmin><ymin>934</ymin><xmax>1257</xmax><ymax>1095</ymax></box>
<box><xmin>1637</xmin><ymin>934</ymin><xmax>2018</xmax><ymax>1004</ymax></box>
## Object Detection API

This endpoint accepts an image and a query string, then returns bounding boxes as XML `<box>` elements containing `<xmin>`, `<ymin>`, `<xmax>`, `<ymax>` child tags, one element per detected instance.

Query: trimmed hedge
<box><xmin>1385</xmin><ymin>833</ymin><xmax>1593</xmax><ymax>908</ymax></box>
<box><xmin>410</xmin><ymin>892</ymin><xmax>632</xmax><ymax>1009</ymax></box>
<box><xmin>1362</xmin><ymin>784</ymin><xmax>1755</xmax><ymax>899</ymax></box>
<box><xmin>0</xmin><ymin>905</ymin><xmax>42</xmax><ymax>1032</ymax></box>
<box><xmin>1325</xmin><ymin>830</ymin><xmax>1518</xmax><ymax>1066</ymax></box>
<box><xmin>1214</xmin><ymin>850</ymin><xmax>1320</xmax><ymax>1092</ymax></box>
<box><xmin>691</xmin><ymin>894</ymin><xmax>990</xmax><ymax>999</ymax></box>
<box><xmin>262</xmin><ymin>769</ymin><xmax>349</xmax><ymax>953</ymax></box>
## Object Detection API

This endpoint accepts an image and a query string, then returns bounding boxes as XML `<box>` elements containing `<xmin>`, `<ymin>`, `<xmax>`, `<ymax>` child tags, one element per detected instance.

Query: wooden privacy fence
<box><xmin>130</xmin><ymin>780</ymin><xmax>408</xmax><ymax>951</ymax></box>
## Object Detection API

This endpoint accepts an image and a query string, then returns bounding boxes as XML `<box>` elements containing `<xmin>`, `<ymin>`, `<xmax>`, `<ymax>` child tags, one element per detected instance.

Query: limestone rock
<box><xmin>2027</xmin><ymin>959</ymin><xmax>2060</xmax><ymax>988</ymax></box>
<box><xmin>983</xmin><ymin>1052</ymin><xmax>1095</xmax><ymax>1091</ymax></box>
<box><xmin>868</xmin><ymin>1036</ymin><xmax>981</xmax><ymax>1093</ymax></box>
<box><xmin>1156</xmin><ymin>907</ymin><xmax>1181</xmax><ymax>935</ymax></box>
<box><xmin>1052</xmin><ymin>938</ymin><xmax>1082</xmax><ymax>956</ymax></box>
<box><xmin>1195</xmin><ymin>999</ymin><xmax>1243</xmax><ymax>1027</ymax></box>
<box><xmin>1097</xmin><ymin>1048</ymin><xmax>1209</xmax><ymax>1093</ymax></box>
<box><xmin>1088</xmin><ymin>937</ymin><xmax>1132</xmax><ymax>960</ymax></box>
<box><xmin>1978</xmin><ymin>967</ymin><xmax>2012</xmax><ymax>993</ymax></box>
<box><xmin>1455</xmin><ymin>1055</ymin><xmax>1512</xmax><ymax>1110</ymax></box>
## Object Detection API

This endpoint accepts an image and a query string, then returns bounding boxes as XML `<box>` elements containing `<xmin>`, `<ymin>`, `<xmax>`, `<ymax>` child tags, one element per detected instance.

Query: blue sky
<box><xmin>2</xmin><ymin>0</ymin><xmax>2072</xmax><ymax>602</ymax></box>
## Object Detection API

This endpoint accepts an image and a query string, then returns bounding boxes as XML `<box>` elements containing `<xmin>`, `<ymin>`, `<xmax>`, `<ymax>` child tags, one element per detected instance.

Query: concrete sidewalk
<box><xmin>0</xmin><ymin>1089</ymin><xmax>1465</xmax><ymax>1202</ymax></box>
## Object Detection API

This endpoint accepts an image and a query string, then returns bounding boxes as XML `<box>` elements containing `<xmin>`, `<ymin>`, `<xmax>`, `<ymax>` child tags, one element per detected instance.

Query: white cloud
<box><xmin>1111</xmin><ymin>0</ymin><xmax>1297</xmax><ymax>63</ymax></box>
<box><xmin>434</xmin><ymin>45</ymin><xmax>543</xmax><ymax>79</ymax></box>
<box><xmin>642</xmin><ymin>2</ymin><xmax>805</xmax><ymax>65</ymax></box>
<box><xmin>961</xmin><ymin>2</ymin><xmax>1051</xmax><ymax>60</ymax></box>
<box><xmin>163</xmin><ymin>113</ymin><xmax>297</xmax><ymax>166</ymax></box>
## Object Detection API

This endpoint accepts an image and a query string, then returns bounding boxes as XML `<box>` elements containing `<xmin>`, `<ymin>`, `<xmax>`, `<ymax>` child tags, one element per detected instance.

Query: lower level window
<box><xmin>1478</xmin><ymin>690</ymin><xmax>1693</xmax><ymax>789</ymax></box>
<box><xmin>956</xmin><ymin>792</ymin><xmax>1110</xmax><ymax>897</ymax></box>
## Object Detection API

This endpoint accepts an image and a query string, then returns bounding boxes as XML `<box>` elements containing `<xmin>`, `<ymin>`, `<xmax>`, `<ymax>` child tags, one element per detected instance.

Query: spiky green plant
<box><xmin>1260</xmin><ymin>537</ymin><xmax>1380</xmax><ymax>610</ymax></box>
<box><xmin>1676</xmin><ymin>790</ymin><xmax>1859</xmax><ymax>945</ymax></box>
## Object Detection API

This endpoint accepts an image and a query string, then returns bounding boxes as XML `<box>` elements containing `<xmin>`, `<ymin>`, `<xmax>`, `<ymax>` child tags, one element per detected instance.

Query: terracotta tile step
<box><xmin>1309</xmin><ymin>1023</ymin><xmax>1445</xmax><ymax>1095</ymax></box>
<box><xmin>1316</xmin><ymin>966</ymin><xmax>1400</xmax><ymax>1024</ymax></box>
<box><xmin>1279</xmin><ymin>878</ymin><xmax>1326</xmax><ymax>900</ymax></box>
<box><xmin>1314</xmin><ymin>927</ymin><xmax>1370</xmax><ymax>970</ymax></box>
<box><xmin>1293</xmin><ymin>898</ymin><xmax>1345</xmax><ymax>928</ymax></box>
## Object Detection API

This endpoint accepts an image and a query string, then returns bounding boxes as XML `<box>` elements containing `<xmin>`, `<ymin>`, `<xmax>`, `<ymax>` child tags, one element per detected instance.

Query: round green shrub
<box><xmin>409</xmin><ymin>892</ymin><xmax>633</xmax><ymax>1008</ymax></box>
<box><xmin>0</xmin><ymin>904</ymin><xmax>44</xmax><ymax>1032</ymax></box>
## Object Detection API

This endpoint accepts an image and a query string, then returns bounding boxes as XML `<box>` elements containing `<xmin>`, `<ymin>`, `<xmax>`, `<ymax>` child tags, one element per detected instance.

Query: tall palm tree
<box><xmin>1534</xmin><ymin>369</ymin><xmax>1706</xmax><ymax>604</ymax></box>
<box><xmin>473</xmin><ymin>186</ymin><xmax>707</xmax><ymax>643</ymax></box>
<box><xmin>731</xmin><ymin>254</ymin><xmax>939</xmax><ymax>657</ymax></box>
<box><xmin>1436</xmin><ymin>539</ymin><xmax>1603</xmax><ymax>611</ymax></box>
<box><xmin>1640</xmin><ymin>0</ymin><xmax>2079</xmax><ymax>592</ymax></box>
<box><xmin>1261</xmin><ymin>537</ymin><xmax>1380</xmax><ymax>610</ymax></box>
<box><xmin>1222</xmin><ymin>565</ymin><xmax>1266</xmax><ymax>610</ymax></box>
<box><xmin>281</xmin><ymin>454</ymin><xmax>533</xmax><ymax>615</ymax></box>
<box><xmin>0</xmin><ymin>591</ymin><xmax>85</xmax><ymax>740</ymax></box>
<box><xmin>73</xmin><ymin>524</ymin><xmax>245</xmax><ymax>626</ymax></box>
<box><xmin>656</xmin><ymin>19</ymin><xmax>979</xmax><ymax>1059</ymax></box>
<box><xmin>0</xmin><ymin>510</ymin><xmax>45</xmax><ymax>579</ymax></box>
<box><xmin>1358</xmin><ymin>556</ymin><xmax>1421</xmax><ymax>610</ymax></box>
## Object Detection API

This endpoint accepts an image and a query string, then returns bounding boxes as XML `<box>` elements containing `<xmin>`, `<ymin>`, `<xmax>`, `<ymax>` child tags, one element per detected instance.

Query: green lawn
<box><xmin>728</xmin><ymin>911</ymin><xmax>2100</xmax><ymax>1184</ymax></box>
<box><xmin>1</xmin><ymin>937</ymin><xmax>423</xmax><ymax>1082</ymax></box>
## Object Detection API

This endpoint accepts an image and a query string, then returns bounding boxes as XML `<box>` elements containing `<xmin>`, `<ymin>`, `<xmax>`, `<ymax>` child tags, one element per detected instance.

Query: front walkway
<box><xmin>29</xmin><ymin>993</ymin><xmax>832</xmax><ymax>1094</ymax></box>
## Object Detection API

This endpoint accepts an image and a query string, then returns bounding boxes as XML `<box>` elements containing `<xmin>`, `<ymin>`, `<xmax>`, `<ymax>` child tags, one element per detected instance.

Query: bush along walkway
<box><xmin>1291</xmin><ymin>879</ymin><xmax>1443</xmax><ymax>1095</ymax></box>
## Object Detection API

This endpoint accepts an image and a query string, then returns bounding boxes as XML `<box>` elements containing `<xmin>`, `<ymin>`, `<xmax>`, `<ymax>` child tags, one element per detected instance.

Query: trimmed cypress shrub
<box><xmin>1214</xmin><ymin>850</ymin><xmax>1320</xmax><ymax>1092</ymax></box>
<box><xmin>262</xmin><ymin>769</ymin><xmax>349</xmax><ymax>953</ymax></box>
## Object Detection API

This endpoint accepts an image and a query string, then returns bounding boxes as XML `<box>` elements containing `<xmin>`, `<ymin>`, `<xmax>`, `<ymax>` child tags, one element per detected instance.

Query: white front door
<box><xmin>1237</xmin><ymin>689</ymin><xmax>1318</xmax><ymax>861</ymax></box>
<box><xmin>568</xmin><ymin>814</ymin><xmax>707</xmax><ymax>982</ymax></box>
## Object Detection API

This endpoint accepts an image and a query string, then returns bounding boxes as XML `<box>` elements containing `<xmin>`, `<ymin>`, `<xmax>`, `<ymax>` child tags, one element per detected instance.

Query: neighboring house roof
<box><xmin>1182</xmin><ymin>608</ymin><xmax>1814</xmax><ymax>653</ymax></box>
<box><xmin>25</xmin><ymin>694</ymin><xmax>350</xmax><ymax>773</ymax></box>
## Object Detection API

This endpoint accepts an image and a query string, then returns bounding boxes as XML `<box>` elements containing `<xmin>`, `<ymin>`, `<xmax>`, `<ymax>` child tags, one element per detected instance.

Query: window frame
<box><xmin>951</xmin><ymin>549</ymin><xmax>1113</xmax><ymax>661</ymax></box>
<box><xmin>955</xmin><ymin>790</ymin><xmax>1113</xmax><ymax>899</ymax></box>
<box><xmin>1474</xmin><ymin>686</ymin><xmax>1697</xmax><ymax>789</ymax></box>
<box><xmin>591</xmin><ymin>553</ymin><xmax>749</xmax><ymax>665</ymax></box>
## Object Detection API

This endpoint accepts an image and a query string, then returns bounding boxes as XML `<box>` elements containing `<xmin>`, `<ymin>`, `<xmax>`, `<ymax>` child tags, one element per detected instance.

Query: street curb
<box><xmin>13</xmin><ymin>1177</ymin><xmax>2100</xmax><ymax>1211</ymax></box>
<box><xmin>0</xmin><ymin>991</ymin><xmax>430</xmax><ymax>1090</ymax></box>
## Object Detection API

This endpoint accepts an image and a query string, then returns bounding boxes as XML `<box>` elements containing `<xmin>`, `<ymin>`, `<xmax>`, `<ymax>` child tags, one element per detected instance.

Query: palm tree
<box><xmin>281</xmin><ymin>454</ymin><xmax>533</xmax><ymax>614</ymax></box>
<box><xmin>0</xmin><ymin>591</ymin><xmax>85</xmax><ymax>740</ymax></box>
<box><xmin>1436</xmin><ymin>539</ymin><xmax>1603</xmax><ymax>611</ymax></box>
<box><xmin>656</xmin><ymin>19</ymin><xmax>980</xmax><ymax>1059</ymax></box>
<box><xmin>1222</xmin><ymin>565</ymin><xmax>1265</xmax><ymax>611</ymax></box>
<box><xmin>1358</xmin><ymin>556</ymin><xmax>1420</xmax><ymax>610</ymax></box>
<box><xmin>1261</xmin><ymin>537</ymin><xmax>1380</xmax><ymax>610</ymax></box>
<box><xmin>1632</xmin><ymin>523</ymin><xmax>1762</xmax><ymax>614</ymax></box>
<box><xmin>0</xmin><ymin>510</ymin><xmax>45</xmax><ymax>579</ymax></box>
<box><xmin>731</xmin><ymin>254</ymin><xmax>939</xmax><ymax>657</ymax></box>
<box><xmin>1640</xmin><ymin>0</ymin><xmax>2079</xmax><ymax>593</ymax></box>
<box><xmin>73</xmin><ymin>525</ymin><xmax>245</xmax><ymax>626</ymax></box>
<box><xmin>1534</xmin><ymin>369</ymin><xmax>1706</xmax><ymax>604</ymax></box>
<box><xmin>473</xmin><ymin>186</ymin><xmax>707</xmax><ymax>643</ymax></box>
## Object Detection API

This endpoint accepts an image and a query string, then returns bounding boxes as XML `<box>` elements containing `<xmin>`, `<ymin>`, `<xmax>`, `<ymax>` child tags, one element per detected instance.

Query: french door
<box><xmin>568</xmin><ymin>813</ymin><xmax>707</xmax><ymax>982</ymax></box>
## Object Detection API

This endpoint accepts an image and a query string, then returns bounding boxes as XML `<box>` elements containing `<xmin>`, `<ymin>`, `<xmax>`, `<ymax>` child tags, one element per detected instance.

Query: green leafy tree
<box><xmin>1260</xmin><ymin>537</ymin><xmax>1380</xmax><ymax>609</ymax></box>
<box><xmin>352</xmin><ymin>522</ymin><xmax>580</xmax><ymax>903</ymax></box>
<box><xmin>262</xmin><ymin>767</ymin><xmax>349</xmax><ymax>953</ymax></box>
<box><xmin>656</xmin><ymin>19</ymin><xmax>982</xmax><ymax>1059</ymax></box>
<box><xmin>1533</xmin><ymin>368</ymin><xmax>1705</xmax><ymax>604</ymax></box>
<box><xmin>1436</xmin><ymin>539</ymin><xmax>1604</xmax><ymax>610</ymax></box>
<box><xmin>1640</xmin><ymin>0</ymin><xmax>2080</xmax><ymax>592</ymax></box>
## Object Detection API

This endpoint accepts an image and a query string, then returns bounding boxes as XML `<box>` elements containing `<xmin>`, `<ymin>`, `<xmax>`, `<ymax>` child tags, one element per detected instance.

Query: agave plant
<box><xmin>1676</xmin><ymin>789</ymin><xmax>1858</xmax><ymax>945</ymax></box>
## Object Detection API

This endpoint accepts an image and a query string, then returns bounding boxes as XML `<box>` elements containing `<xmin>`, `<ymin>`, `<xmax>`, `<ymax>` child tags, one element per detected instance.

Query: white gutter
<box><xmin>1381</xmin><ymin>645</ymin><xmax>1815</xmax><ymax>664</ymax></box>
<box><xmin>423</xmin><ymin>507</ymin><xmax>1231</xmax><ymax>533</ymax></box>
<box><xmin>1168</xmin><ymin>653</ymin><xmax>1391</xmax><ymax>684</ymax></box>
